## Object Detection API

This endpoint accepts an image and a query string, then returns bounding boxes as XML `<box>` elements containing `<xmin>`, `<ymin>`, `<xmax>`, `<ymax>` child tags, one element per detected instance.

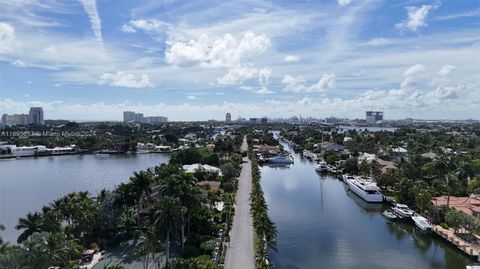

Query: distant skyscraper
<box><xmin>134</xmin><ymin>113</ymin><xmax>144</xmax><ymax>122</ymax></box>
<box><xmin>226</xmin><ymin>113</ymin><xmax>231</xmax><ymax>124</ymax></box>
<box><xmin>29</xmin><ymin>107</ymin><xmax>44</xmax><ymax>125</ymax></box>
<box><xmin>366</xmin><ymin>111</ymin><xmax>383</xmax><ymax>125</ymax></box>
<box><xmin>123</xmin><ymin>111</ymin><xmax>135</xmax><ymax>122</ymax></box>
<box><xmin>261</xmin><ymin>117</ymin><xmax>268</xmax><ymax>124</ymax></box>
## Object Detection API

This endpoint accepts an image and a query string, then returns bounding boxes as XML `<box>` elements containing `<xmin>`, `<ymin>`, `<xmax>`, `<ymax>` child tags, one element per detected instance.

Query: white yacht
<box><xmin>392</xmin><ymin>204</ymin><xmax>415</xmax><ymax>219</ymax></box>
<box><xmin>267</xmin><ymin>155</ymin><xmax>294</xmax><ymax>164</ymax></box>
<box><xmin>342</xmin><ymin>174</ymin><xmax>355</xmax><ymax>181</ymax></box>
<box><xmin>315</xmin><ymin>161</ymin><xmax>329</xmax><ymax>172</ymax></box>
<box><xmin>346</xmin><ymin>177</ymin><xmax>383</xmax><ymax>203</ymax></box>
<box><xmin>412</xmin><ymin>215</ymin><xmax>431</xmax><ymax>231</ymax></box>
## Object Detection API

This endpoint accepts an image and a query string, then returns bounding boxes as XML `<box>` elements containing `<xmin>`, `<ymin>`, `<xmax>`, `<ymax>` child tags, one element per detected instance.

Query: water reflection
<box><xmin>261</xmin><ymin>136</ymin><xmax>473</xmax><ymax>269</ymax></box>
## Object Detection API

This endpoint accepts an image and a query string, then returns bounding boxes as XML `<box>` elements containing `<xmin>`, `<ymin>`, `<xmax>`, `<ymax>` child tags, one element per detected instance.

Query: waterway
<box><xmin>0</xmin><ymin>153</ymin><xmax>169</xmax><ymax>244</ymax></box>
<box><xmin>261</xmin><ymin>137</ymin><xmax>474</xmax><ymax>269</ymax></box>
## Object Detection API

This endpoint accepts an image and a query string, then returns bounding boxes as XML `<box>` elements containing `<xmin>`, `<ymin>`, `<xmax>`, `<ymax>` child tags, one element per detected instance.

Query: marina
<box><xmin>260</xmin><ymin>135</ymin><xmax>475</xmax><ymax>268</ymax></box>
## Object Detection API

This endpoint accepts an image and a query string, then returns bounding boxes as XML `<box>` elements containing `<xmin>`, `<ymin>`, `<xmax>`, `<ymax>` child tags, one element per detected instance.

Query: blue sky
<box><xmin>0</xmin><ymin>0</ymin><xmax>479</xmax><ymax>120</ymax></box>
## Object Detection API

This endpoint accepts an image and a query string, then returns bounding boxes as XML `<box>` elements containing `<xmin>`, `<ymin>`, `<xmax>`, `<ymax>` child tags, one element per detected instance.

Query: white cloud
<box><xmin>282</xmin><ymin>73</ymin><xmax>336</xmax><ymax>93</ymax></box>
<box><xmin>11</xmin><ymin>59</ymin><xmax>26</xmax><ymax>67</ymax></box>
<box><xmin>284</xmin><ymin>55</ymin><xmax>300</xmax><ymax>62</ymax></box>
<box><xmin>258</xmin><ymin>68</ymin><xmax>272</xmax><ymax>85</ymax></box>
<box><xmin>121</xmin><ymin>24</ymin><xmax>136</xmax><ymax>33</ymax></box>
<box><xmin>425</xmin><ymin>85</ymin><xmax>463</xmax><ymax>100</ymax></box>
<box><xmin>0</xmin><ymin>22</ymin><xmax>16</xmax><ymax>54</ymax></box>
<box><xmin>396</xmin><ymin>4</ymin><xmax>438</xmax><ymax>32</ymax></box>
<box><xmin>216</xmin><ymin>67</ymin><xmax>258</xmax><ymax>85</ymax></box>
<box><xmin>337</xmin><ymin>0</ymin><xmax>351</xmax><ymax>6</ymax></box>
<box><xmin>438</xmin><ymin>65</ymin><xmax>457</xmax><ymax>76</ymax></box>
<box><xmin>256</xmin><ymin>87</ymin><xmax>274</xmax><ymax>95</ymax></box>
<box><xmin>187</xmin><ymin>95</ymin><xmax>197</xmax><ymax>100</ymax></box>
<box><xmin>403</xmin><ymin>64</ymin><xmax>426</xmax><ymax>77</ymax></box>
<box><xmin>99</xmin><ymin>71</ymin><xmax>152</xmax><ymax>88</ymax></box>
<box><xmin>165</xmin><ymin>31</ymin><xmax>271</xmax><ymax>68</ymax></box>
<box><xmin>78</xmin><ymin>0</ymin><xmax>103</xmax><ymax>43</ymax></box>
<box><xmin>362</xmin><ymin>38</ymin><xmax>391</xmax><ymax>47</ymax></box>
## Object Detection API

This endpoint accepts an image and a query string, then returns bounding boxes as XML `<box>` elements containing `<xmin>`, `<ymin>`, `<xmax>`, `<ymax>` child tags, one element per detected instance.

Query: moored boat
<box><xmin>315</xmin><ymin>161</ymin><xmax>329</xmax><ymax>172</ymax></box>
<box><xmin>346</xmin><ymin>177</ymin><xmax>383</xmax><ymax>203</ymax></box>
<box><xmin>382</xmin><ymin>209</ymin><xmax>397</xmax><ymax>220</ymax></box>
<box><xmin>412</xmin><ymin>215</ymin><xmax>431</xmax><ymax>231</ymax></box>
<box><xmin>392</xmin><ymin>203</ymin><xmax>415</xmax><ymax>219</ymax></box>
<box><xmin>267</xmin><ymin>154</ymin><xmax>294</xmax><ymax>164</ymax></box>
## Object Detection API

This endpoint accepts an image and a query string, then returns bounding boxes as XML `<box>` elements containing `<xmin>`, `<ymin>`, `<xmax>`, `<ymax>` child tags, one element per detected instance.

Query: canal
<box><xmin>261</xmin><ymin>138</ymin><xmax>474</xmax><ymax>269</ymax></box>
<box><xmin>0</xmin><ymin>153</ymin><xmax>169</xmax><ymax>244</ymax></box>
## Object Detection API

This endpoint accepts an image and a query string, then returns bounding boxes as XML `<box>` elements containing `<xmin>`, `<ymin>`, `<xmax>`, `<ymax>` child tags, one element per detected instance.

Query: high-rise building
<box><xmin>123</xmin><ymin>111</ymin><xmax>135</xmax><ymax>122</ymax></box>
<box><xmin>366</xmin><ymin>111</ymin><xmax>383</xmax><ymax>125</ymax></box>
<box><xmin>134</xmin><ymin>113</ymin><xmax>144</xmax><ymax>122</ymax></box>
<box><xmin>29</xmin><ymin>107</ymin><xmax>44</xmax><ymax>125</ymax></box>
<box><xmin>1</xmin><ymin>114</ymin><xmax>29</xmax><ymax>126</ymax></box>
<box><xmin>225</xmin><ymin>113</ymin><xmax>231</xmax><ymax>124</ymax></box>
<box><xmin>261</xmin><ymin>117</ymin><xmax>268</xmax><ymax>124</ymax></box>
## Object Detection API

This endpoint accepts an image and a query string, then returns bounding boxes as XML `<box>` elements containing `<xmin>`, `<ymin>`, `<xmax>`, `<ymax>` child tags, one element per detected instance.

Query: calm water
<box><xmin>261</xmin><ymin>140</ymin><xmax>474</xmax><ymax>269</ymax></box>
<box><xmin>0</xmin><ymin>153</ymin><xmax>169</xmax><ymax>244</ymax></box>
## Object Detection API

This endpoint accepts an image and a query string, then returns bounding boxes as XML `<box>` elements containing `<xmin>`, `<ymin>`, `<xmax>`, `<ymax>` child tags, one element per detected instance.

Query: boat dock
<box><xmin>433</xmin><ymin>225</ymin><xmax>480</xmax><ymax>258</ymax></box>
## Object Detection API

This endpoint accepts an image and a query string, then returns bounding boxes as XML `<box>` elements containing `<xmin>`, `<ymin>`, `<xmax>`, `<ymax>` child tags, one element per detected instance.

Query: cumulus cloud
<box><xmin>396</xmin><ymin>4</ymin><xmax>438</xmax><ymax>32</ymax></box>
<box><xmin>217</xmin><ymin>67</ymin><xmax>258</xmax><ymax>85</ymax></box>
<box><xmin>403</xmin><ymin>64</ymin><xmax>426</xmax><ymax>77</ymax></box>
<box><xmin>258</xmin><ymin>68</ymin><xmax>272</xmax><ymax>85</ymax></box>
<box><xmin>282</xmin><ymin>73</ymin><xmax>336</xmax><ymax>93</ymax></box>
<box><xmin>284</xmin><ymin>55</ymin><xmax>300</xmax><ymax>62</ymax></box>
<box><xmin>165</xmin><ymin>31</ymin><xmax>271</xmax><ymax>68</ymax></box>
<box><xmin>0</xmin><ymin>22</ymin><xmax>16</xmax><ymax>54</ymax></box>
<box><xmin>99</xmin><ymin>71</ymin><xmax>152</xmax><ymax>88</ymax></box>
<box><xmin>256</xmin><ymin>87</ymin><xmax>274</xmax><ymax>95</ymax></box>
<box><xmin>78</xmin><ymin>0</ymin><xmax>103</xmax><ymax>43</ymax></box>
<box><xmin>425</xmin><ymin>85</ymin><xmax>463</xmax><ymax>100</ymax></box>
<box><xmin>438</xmin><ymin>65</ymin><xmax>457</xmax><ymax>76</ymax></box>
<box><xmin>337</xmin><ymin>0</ymin><xmax>351</xmax><ymax>6</ymax></box>
<box><xmin>187</xmin><ymin>95</ymin><xmax>197</xmax><ymax>100</ymax></box>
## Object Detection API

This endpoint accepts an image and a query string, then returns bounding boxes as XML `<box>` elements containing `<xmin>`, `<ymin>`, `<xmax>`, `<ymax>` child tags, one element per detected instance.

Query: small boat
<box><xmin>392</xmin><ymin>203</ymin><xmax>415</xmax><ymax>219</ymax></box>
<box><xmin>342</xmin><ymin>174</ymin><xmax>355</xmax><ymax>181</ymax></box>
<box><xmin>315</xmin><ymin>161</ymin><xmax>329</xmax><ymax>172</ymax></box>
<box><xmin>382</xmin><ymin>209</ymin><xmax>397</xmax><ymax>220</ymax></box>
<box><xmin>412</xmin><ymin>215</ymin><xmax>431</xmax><ymax>231</ymax></box>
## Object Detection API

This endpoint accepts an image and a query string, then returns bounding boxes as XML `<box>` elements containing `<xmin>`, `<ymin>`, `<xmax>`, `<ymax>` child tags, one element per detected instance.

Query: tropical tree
<box><xmin>133</xmin><ymin>227</ymin><xmax>164</xmax><ymax>269</ymax></box>
<box><xmin>153</xmin><ymin>197</ymin><xmax>186</xmax><ymax>265</ymax></box>
<box><xmin>15</xmin><ymin>212</ymin><xmax>44</xmax><ymax>243</ymax></box>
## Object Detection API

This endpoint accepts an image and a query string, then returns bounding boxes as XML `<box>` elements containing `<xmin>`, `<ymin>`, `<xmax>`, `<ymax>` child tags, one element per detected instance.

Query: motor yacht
<box><xmin>412</xmin><ymin>215</ymin><xmax>431</xmax><ymax>231</ymax></box>
<box><xmin>346</xmin><ymin>177</ymin><xmax>383</xmax><ymax>203</ymax></box>
<box><xmin>392</xmin><ymin>203</ymin><xmax>415</xmax><ymax>219</ymax></box>
<box><xmin>315</xmin><ymin>161</ymin><xmax>329</xmax><ymax>172</ymax></box>
<box><xmin>267</xmin><ymin>155</ymin><xmax>294</xmax><ymax>164</ymax></box>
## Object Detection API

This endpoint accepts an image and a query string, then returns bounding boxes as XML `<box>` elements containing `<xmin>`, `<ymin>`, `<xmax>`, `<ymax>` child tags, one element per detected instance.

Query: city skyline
<box><xmin>1</xmin><ymin>0</ymin><xmax>479</xmax><ymax>121</ymax></box>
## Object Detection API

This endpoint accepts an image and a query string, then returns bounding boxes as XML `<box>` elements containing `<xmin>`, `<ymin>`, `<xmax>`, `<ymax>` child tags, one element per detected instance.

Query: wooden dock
<box><xmin>433</xmin><ymin>225</ymin><xmax>480</xmax><ymax>258</ymax></box>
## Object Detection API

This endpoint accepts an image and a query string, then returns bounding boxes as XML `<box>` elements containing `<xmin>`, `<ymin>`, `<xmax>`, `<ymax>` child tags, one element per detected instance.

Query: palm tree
<box><xmin>134</xmin><ymin>227</ymin><xmax>164</xmax><ymax>269</ymax></box>
<box><xmin>15</xmin><ymin>212</ymin><xmax>44</xmax><ymax>243</ymax></box>
<box><xmin>153</xmin><ymin>197</ymin><xmax>186</xmax><ymax>265</ymax></box>
<box><xmin>130</xmin><ymin>171</ymin><xmax>153</xmax><ymax>226</ymax></box>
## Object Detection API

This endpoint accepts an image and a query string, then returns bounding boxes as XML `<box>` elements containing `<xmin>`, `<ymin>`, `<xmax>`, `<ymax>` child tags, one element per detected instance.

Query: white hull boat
<box><xmin>315</xmin><ymin>161</ymin><xmax>329</xmax><ymax>172</ymax></box>
<box><xmin>412</xmin><ymin>215</ymin><xmax>431</xmax><ymax>231</ymax></box>
<box><xmin>346</xmin><ymin>178</ymin><xmax>383</xmax><ymax>203</ymax></box>
<box><xmin>392</xmin><ymin>204</ymin><xmax>415</xmax><ymax>219</ymax></box>
<box><xmin>267</xmin><ymin>155</ymin><xmax>294</xmax><ymax>164</ymax></box>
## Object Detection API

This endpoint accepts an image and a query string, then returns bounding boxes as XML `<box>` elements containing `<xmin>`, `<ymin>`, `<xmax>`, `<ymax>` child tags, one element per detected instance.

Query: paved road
<box><xmin>225</xmin><ymin>136</ymin><xmax>255</xmax><ymax>269</ymax></box>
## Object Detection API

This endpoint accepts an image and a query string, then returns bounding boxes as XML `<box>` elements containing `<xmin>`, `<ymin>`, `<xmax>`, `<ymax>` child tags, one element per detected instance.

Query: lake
<box><xmin>261</xmin><ymin>139</ymin><xmax>474</xmax><ymax>269</ymax></box>
<box><xmin>0</xmin><ymin>153</ymin><xmax>169</xmax><ymax>244</ymax></box>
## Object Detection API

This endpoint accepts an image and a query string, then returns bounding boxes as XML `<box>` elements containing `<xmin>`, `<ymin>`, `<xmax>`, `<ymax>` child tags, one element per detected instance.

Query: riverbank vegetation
<box><xmin>281</xmin><ymin>123</ymin><xmax>480</xmax><ymax>236</ymax></box>
<box><xmin>247</xmin><ymin>132</ymin><xmax>278</xmax><ymax>268</ymax></box>
<box><xmin>0</xmin><ymin>131</ymin><xmax>244</xmax><ymax>268</ymax></box>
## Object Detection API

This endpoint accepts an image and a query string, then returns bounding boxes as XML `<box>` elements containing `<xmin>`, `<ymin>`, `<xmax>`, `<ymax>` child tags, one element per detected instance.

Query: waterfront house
<box><xmin>431</xmin><ymin>195</ymin><xmax>480</xmax><ymax>220</ymax></box>
<box><xmin>182</xmin><ymin>163</ymin><xmax>223</xmax><ymax>177</ymax></box>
